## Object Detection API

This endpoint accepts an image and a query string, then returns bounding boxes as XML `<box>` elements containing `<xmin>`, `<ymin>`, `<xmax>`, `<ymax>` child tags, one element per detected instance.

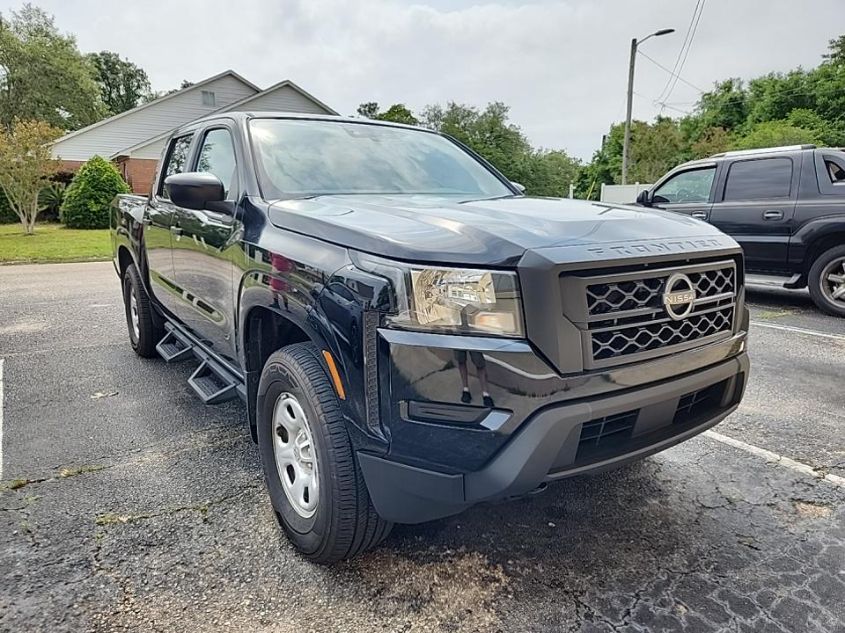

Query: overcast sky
<box><xmin>7</xmin><ymin>0</ymin><xmax>842</xmax><ymax>160</ymax></box>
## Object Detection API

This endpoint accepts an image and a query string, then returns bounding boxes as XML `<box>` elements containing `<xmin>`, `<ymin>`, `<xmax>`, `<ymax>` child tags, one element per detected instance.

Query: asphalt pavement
<box><xmin>1</xmin><ymin>262</ymin><xmax>843</xmax><ymax>632</ymax></box>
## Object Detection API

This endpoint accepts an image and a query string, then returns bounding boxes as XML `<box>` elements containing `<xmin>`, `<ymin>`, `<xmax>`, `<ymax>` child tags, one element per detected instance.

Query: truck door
<box><xmin>144</xmin><ymin>133</ymin><xmax>195</xmax><ymax>317</ymax></box>
<box><xmin>649</xmin><ymin>165</ymin><xmax>716</xmax><ymax>221</ymax></box>
<box><xmin>707</xmin><ymin>156</ymin><xmax>797</xmax><ymax>273</ymax></box>
<box><xmin>169</xmin><ymin>124</ymin><xmax>241</xmax><ymax>362</ymax></box>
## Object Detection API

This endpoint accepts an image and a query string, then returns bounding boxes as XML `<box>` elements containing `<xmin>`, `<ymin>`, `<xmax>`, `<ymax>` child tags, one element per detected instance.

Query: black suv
<box><xmin>638</xmin><ymin>145</ymin><xmax>845</xmax><ymax>316</ymax></box>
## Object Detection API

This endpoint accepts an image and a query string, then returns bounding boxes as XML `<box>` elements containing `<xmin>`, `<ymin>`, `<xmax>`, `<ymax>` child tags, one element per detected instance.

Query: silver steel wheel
<box><xmin>272</xmin><ymin>393</ymin><xmax>319</xmax><ymax>518</ymax></box>
<box><xmin>129</xmin><ymin>289</ymin><xmax>140</xmax><ymax>340</ymax></box>
<box><xmin>821</xmin><ymin>257</ymin><xmax>845</xmax><ymax>305</ymax></box>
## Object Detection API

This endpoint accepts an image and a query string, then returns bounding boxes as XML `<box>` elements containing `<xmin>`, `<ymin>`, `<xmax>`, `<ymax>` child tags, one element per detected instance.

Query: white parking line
<box><xmin>704</xmin><ymin>430</ymin><xmax>845</xmax><ymax>489</ymax></box>
<box><xmin>750</xmin><ymin>321</ymin><xmax>845</xmax><ymax>341</ymax></box>
<box><xmin>0</xmin><ymin>358</ymin><xmax>4</xmax><ymax>480</ymax></box>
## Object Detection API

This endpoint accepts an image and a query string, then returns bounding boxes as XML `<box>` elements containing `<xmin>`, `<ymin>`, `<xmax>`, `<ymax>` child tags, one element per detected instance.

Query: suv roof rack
<box><xmin>710</xmin><ymin>144</ymin><xmax>816</xmax><ymax>158</ymax></box>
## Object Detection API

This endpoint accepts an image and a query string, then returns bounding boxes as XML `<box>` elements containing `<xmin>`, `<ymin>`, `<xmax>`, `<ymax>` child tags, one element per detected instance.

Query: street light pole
<box><xmin>621</xmin><ymin>28</ymin><xmax>674</xmax><ymax>185</ymax></box>
<box><xmin>621</xmin><ymin>38</ymin><xmax>637</xmax><ymax>186</ymax></box>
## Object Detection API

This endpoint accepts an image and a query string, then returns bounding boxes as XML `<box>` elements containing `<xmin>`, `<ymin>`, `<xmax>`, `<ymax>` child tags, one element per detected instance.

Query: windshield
<box><xmin>248</xmin><ymin>118</ymin><xmax>513</xmax><ymax>199</ymax></box>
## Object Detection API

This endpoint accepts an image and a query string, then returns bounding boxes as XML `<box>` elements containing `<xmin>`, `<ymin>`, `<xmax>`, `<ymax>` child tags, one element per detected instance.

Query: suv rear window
<box><xmin>723</xmin><ymin>157</ymin><xmax>792</xmax><ymax>201</ymax></box>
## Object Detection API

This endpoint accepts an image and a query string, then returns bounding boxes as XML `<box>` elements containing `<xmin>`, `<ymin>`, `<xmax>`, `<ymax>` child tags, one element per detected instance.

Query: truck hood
<box><xmin>267</xmin><ymin>194</ymin><xmax>737</xmax><ymax>266</ymax></box>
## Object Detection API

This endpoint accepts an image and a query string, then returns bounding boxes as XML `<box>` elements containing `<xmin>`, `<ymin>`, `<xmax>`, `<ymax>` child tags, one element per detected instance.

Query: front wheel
<box><xmin>808</xmin><ymin>245</ymin><xmax>845</xmax><ymax>317</ymax></box>
<box><xmin>256</xmin><ymin>342</ymin><xmax>391</xmax><ymax>563</ymax></box>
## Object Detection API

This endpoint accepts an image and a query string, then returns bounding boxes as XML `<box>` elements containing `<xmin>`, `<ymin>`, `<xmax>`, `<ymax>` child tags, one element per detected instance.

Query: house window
<box><xmin>201</xmin><ymin>90</ymin><xmax>216</xmax><ymax>107</ymax></box>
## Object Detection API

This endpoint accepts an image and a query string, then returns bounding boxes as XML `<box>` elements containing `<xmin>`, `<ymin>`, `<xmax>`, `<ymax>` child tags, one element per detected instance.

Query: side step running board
<box><xmin>188</xmin><ymin>352</ymin><xmax>246</xmax><ymax>405</ymax></box>
<box><xmin>155</xmin><ymin>320</ymin><xmax>246</xmax><ymax>405</ymax></box>
<box><xmin>156</xmin><ymin>325</ymin><xmax>194</xmax><ymax>362</ymax></box>
<box><xmin>746</xmin><ymin>273</ymin><xmax>804</xmax><ymax>290</ymax></box>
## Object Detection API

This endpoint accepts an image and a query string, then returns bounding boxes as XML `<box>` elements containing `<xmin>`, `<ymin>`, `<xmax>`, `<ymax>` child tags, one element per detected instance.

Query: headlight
<box><xmin>350</xmin><ymin>252</ymin><xmax>524</xmax><ymax>337</ymax></box>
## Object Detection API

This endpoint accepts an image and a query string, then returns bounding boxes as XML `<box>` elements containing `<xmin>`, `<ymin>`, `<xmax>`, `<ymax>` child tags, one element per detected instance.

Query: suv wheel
<box><xmin>122</xmin><ymin>263</ymin><xmax>163</xmax><ymax>357</ymax></box>
<box><xmin>257</xmin><ymin>342</ymin><xmax>391</xmax><ymax>563</ymax></box>
<box><xmin>808</xmin><ymin>245</ymin><xmax>845</xmax><ymax>317</ymax></box>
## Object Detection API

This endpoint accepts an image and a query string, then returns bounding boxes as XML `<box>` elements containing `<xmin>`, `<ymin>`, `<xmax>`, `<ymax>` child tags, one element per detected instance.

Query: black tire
<box><xmin>122</xmin><ymin>263</ymin><xmax>163</xmax><ymax>358</ymax></box>
<box><xmin>257</xmin><ymin>342</ymin><xmax>391</xmax><ymax>563</ymax></box>
<box><xmin>808</xmin><ymin>245</ymin><xmax>845</xmax><ymax>318</ymax></box>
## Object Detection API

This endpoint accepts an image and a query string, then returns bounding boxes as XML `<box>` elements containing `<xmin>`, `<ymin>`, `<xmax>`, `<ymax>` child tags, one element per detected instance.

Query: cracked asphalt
<box><xmin>1</xmin><ymin>262</ymin><xmax>843</xmax><ymax>633</ymax></box>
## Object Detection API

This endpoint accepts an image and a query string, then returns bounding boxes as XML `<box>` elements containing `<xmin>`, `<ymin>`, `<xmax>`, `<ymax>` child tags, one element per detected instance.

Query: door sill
<box><xmin>745</xmin><ymin>273</ymin><xmax>803</xmax><ymax>289</ymax></box>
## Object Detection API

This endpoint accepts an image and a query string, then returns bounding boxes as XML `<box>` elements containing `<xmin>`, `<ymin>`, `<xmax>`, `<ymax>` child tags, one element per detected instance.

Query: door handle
<box><xmin>763</xmin><ymin>210</ymin><xmax>784</xmax><ymax>220</ymax></box>
<box><xmin>691</xmin><ymin>211</ymin><xmax>708</xmax><ymax>220</ymax></box>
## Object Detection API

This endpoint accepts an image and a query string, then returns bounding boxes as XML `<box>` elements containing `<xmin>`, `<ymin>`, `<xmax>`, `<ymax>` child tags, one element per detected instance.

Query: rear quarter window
<box><xmin>723</xmin><ymin>157</ymin><xmax>793</xmax><ymax>201</ymax></box>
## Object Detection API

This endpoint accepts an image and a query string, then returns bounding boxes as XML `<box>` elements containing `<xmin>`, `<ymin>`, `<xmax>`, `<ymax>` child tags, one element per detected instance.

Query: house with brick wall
<box><xmin>50</xmin><ymin>70</ymin><xmax>336</xmax><ymax>194</ymax></box>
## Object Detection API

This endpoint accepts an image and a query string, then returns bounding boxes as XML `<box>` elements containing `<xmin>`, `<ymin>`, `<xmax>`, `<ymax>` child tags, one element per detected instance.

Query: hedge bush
<box><xmin>61</xmin><ymin>156</ymin><xmax>130</xmax><ymax>229</ymax></box>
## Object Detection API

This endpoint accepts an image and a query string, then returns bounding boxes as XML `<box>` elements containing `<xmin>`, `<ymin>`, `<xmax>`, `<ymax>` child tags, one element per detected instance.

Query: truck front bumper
<box><xmin>359</xmin><ymin>350</ymin><xmax>748</xmax><ymax>524</ymax></box>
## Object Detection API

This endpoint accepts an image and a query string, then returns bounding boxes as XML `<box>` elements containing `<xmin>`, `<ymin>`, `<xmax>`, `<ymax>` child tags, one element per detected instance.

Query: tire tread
<box><xmin>260</xmin><ymin>342</ymin><xmax>391</xmax><ymax>562</ymax></box>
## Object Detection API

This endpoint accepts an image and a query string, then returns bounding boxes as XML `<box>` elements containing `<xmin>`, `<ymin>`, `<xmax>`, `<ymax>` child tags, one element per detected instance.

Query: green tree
<box><xmin>822</xmin><ymin>34</ymin><xmax>845</xmax><ymax>65</ymax></box>
<box><xmin>690</xmin><ymin>126</ymin><xmax>732</xmax><ymax>158</ymax></box>
<box><xmin>628</xmin><ymin>117</ymin><xmax>685</xmax><ymax>183</ymax></box>
<box><xmin>574</xmin><ymin>118</ymin><xmax>684</xmax><ymax>195</ymax></box>
<box><xmin>61</xmin><ymin>156</ymin><xmax>130</xmax><ymax>229</ymax></box>
<box><xmin>745</xmin><ymin>70</ymin><xmax>815</xmax><ymax>126</ymax></box>
<box><xmin>377</xmin><ymin>104</ymin><xmax>418</xmax><ymax>125</ymax></box>
<box><xmin>694</xmin><ymin>79</ymin><xmax>748</xmax><ymax>133</ymax></box>
<box><xmin>574</xmin><ymin>124</ymin><xmax>624</xmax><ymax>199</ymax></box>
<box><xmin>0</xmin><ymin>4</ymin><xmax>103</xmax><ymax>130</ymax></box>
<box><xmin>422</xmin><ymin>102</ymin><xmax>533</xmax><ymax>184</ymax></box>
<box><xmin>0</xmin><ymin>119</ymin><xmax>62</xmax><ymax>234</ymax></box>
<box><xmin>87</xmin><ymin>51</ymin><xmax>151</xmax><ymax>115</ymax></box>
<box><xmin>356</xmin><ymin>102</ymin><xmax>380</xmax><ymax>118</ymax></box>
<box><xmin>356</xmin><ymin>102</ymin><xmax>419</xmax><ymax>125</ymax></box>
<box><xmin>734</xmin><ymin>120</ymin><xmax>823</xmax><ymax>150</ymax></box>
<box><xmin>519</xmin><ymin>150</ymin><xmax>580</xmax><ymax>197</ymax></box>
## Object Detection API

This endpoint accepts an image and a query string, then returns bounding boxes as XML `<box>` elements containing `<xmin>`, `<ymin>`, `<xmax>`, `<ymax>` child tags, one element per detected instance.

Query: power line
<box><xmin>634</xmin><ymin>90</ymin><xmax>693</xmax><ymax>116</ymax></box>
<box><xmin>661</xmin><ymin>0</ymin><xmax>707</xmax><ymax>105</ymax></box>
<box><xmin>655</xmin><ymin>0</ymin><xmax>703</xmax><ymax>105</ymax></box>
<box><xmin>637</xmin><ymin>49</ymin><xmax>707</xmax><ymax>94</ymax></box>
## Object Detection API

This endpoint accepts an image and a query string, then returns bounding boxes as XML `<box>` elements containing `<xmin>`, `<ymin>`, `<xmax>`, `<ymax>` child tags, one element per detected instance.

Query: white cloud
<box><xmin>13</xmin><ymin>0</ymin><xmax>844</xmax><ymax>159</ymax></box>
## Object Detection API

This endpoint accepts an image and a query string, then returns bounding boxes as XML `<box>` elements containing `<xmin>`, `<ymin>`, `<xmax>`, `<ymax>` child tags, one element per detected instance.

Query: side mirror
<box><xmin>164</xmin><ymin>172</ymin><xmax>226</xmax><ymax>212</ymax></box>
<box><xmin>510</xmin><ymin>181</ymin><xmax>526</xmax><ymax>194</ymax></box>
<box><xmin>636</xmin><ymin>189</ymin><xmax>651</xmax><ymax>206</ymax></box>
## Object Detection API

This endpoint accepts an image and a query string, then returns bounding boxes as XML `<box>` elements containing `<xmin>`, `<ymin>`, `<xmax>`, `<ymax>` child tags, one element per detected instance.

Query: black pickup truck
<box><xmin>112</xmin><ymin>112</ymin><xmax>749</xmax><ymax>563</ymax></box>
<box><xmin>637</xmin><ymin>145</ymin><xmax>845</xmax><ymax>316</ymax></box>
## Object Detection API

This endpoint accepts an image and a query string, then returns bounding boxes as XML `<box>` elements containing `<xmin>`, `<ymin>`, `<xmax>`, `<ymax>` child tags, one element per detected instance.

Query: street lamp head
<box><xmin>654</xmin><ymin>28</ymin><xmax>675</xmax><ymax>37</ymax></box>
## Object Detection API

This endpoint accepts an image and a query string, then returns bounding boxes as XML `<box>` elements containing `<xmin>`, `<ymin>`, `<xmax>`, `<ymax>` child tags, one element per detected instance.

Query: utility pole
<box><xmin>621</xmin><ymin>28</ymin><xmax>675</xmax><ymax>185</ymax></box>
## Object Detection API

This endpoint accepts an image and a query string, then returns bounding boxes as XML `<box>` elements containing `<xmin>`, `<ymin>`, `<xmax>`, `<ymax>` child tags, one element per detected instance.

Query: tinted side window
<box><xmin>196</xmin><ymin>129</ymin><xmax>237</xmax><ymax>198</ymax></box>
<box><xmin>723</xmin><ymin>158</ymin><xmax>792</xmax><ymax>201</ymax></box>
<box><xmin>824</xmin><ymin>158</ymin><xmax>845</xmax><ymax>184</ymax></box>
<box><xmin>652</xmin><ymin>167</ymin><xmax>715</xmax><ymax>204</ymax></box>
<box><xmin>159</xmin><ymin>134</ymin><xmax>193</xmax><ymax>198</ymax></box>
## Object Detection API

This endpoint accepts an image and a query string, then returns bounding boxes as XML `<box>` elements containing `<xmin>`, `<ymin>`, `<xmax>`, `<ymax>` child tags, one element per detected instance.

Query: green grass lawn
<box><xmin>0</xmin><ymin>223</ymin><xmax>112</xmax><ymax>264</ymax></box>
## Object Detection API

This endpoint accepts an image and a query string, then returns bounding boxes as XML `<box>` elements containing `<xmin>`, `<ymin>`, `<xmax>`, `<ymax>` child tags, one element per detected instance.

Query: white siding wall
<box><xmin>228</xmin><ymin>85</ymin><xmax>332</xmax><ymax>114</ymax></box>
<box><xmin>51</xmin><ymin>75</ymin><xmax>257</xmax><ymax>161</ymax></box>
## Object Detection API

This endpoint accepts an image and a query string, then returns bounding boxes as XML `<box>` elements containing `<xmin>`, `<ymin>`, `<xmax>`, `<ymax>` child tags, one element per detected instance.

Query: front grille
<box><xmin>561</xmin><ymin>259</ymin><xmax>739</xmax><ymax>369</ymax></box>
<box><xmin>576</xmin><ymin>410</ymin><xmax>638</xmax><ymax>461</ymax></box>
<box><xmin>586</xmin><ymin>266</ymin><xmax>735</xmax><ymax>316</ymax></box>
<box><xmin>592</xmin><ymin>306</ymin><xmax>733</xmax><ymax>361</ymax></box>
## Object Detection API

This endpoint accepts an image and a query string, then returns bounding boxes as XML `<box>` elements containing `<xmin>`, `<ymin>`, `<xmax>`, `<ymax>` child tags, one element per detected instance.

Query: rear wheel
<box><xmin>257</xmin><ymin>342</ymin><xmax>391</xmax><ymax>563</ymax></box>
<box><xmin>122</xmin><ymin>263</ymin><xmax>163</xmax><ymax>357</ymax></box>
<box><xmin>808</xmin><ymin>245</ymin><xmax>845</xmax><ymax>317</ymax></box>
